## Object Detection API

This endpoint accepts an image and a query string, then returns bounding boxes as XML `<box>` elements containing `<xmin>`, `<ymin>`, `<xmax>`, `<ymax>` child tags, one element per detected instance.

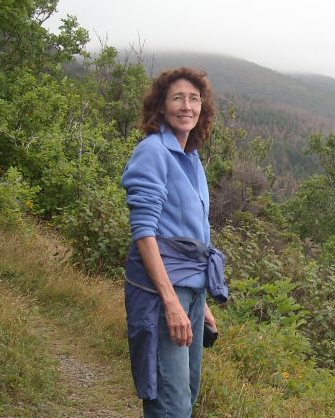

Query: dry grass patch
<box><xmin>0</xmin><ymin>284</ymin><xmax>62</xmax><ymax>416</ymax></box>
<box><xmin>0</xmin><ymin>225</ymin><xmax>128</xmax><ymax>356</ymax></box>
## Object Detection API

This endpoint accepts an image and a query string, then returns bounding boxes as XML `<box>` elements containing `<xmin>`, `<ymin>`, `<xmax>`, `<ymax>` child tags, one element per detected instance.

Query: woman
<box><xmin>122</xmin><ymin>67</ymin><xmax>227</xmax><ymax>418</ymax></box>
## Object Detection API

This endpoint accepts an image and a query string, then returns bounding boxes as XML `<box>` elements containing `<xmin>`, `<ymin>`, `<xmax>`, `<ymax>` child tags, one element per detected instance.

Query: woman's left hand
<box><xmin>205</xmin><ymin>303</ymin><xmax>217</xmax><ymax>331</ymax></box>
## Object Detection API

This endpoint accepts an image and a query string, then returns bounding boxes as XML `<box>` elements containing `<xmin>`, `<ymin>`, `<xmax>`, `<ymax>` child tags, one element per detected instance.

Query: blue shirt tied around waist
<box><xmin>125</xmin><ymin>236</ymin><xmax>228</xmax><ymax>400</ymax></box>
<box><xmin>122</xmin><ymin>126</ymin><xmax>228</xmax><ymax>399</ymax></box>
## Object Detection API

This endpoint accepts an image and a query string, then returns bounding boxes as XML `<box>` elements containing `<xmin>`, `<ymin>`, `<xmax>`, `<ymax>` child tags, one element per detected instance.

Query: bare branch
<box><xmin>0</xmin><ymin>128</ymin><xmax>17</xmax><ymax>144</ymax></box>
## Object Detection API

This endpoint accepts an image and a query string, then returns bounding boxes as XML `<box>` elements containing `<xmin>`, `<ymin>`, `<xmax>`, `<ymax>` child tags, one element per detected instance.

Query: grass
<box><xmin>0</xmin><ymin>223</ymin><xmax>138</xmax><ymax>416</ymax></box>
<box><xmin>0</xmin><ymin>284</ymin><xmax>62</xmax><ymax>417</ymax></box>
<box><xmin>195</xmin><ymin>305</ymin><xmax>335</xmax><ymax>418</ymax></box>
<box><xmin>0</xmin><ymin>224</ymin><xmax>129</xmax><ymax>356</ymax></box>
<box><xmin>1</xmin><ymin>222</ymin><xmax>334</xmax><ymax>418</ymax></box>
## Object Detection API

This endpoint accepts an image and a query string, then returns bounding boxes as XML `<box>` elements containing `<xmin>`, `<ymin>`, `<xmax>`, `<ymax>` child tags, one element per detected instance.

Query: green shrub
<box><xmin>214</xmin><ymin>221</ymin><xmax>307</xmax><ymax>327</ymax></box>
<box><xmin>283</xmin><ymin>174</ymin><xmax>335</xmax><ymax>244</ymax></box>
<box><xmin>297</xmin><ymin>260</ymin><xmax>335</xmax><ymax>368</ymax></box>
<box><xmin>213</xmin><ymin>219</ymin><xmax>335</xmax><ymax>368</ymax></box>
<box><xmin>197</xmin><ymin>313</ymin><xmax>335</xmax><ymax>418</ymax></box>
<box><xmin>0</xmin><ymin>167</ymin><xmax>40</xmax><ymax>230</ymax></box>
<box><xmin>56</xmin><ymin>182</ymin><xmax>131</xmax><ymax>273</ymax></box>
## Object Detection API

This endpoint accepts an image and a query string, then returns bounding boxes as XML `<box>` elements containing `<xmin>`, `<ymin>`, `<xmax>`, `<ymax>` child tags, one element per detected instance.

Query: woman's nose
<box><xmin>181</xmin><ymin>98</ymin><xmax>192</xmax><ymax>110</ymax></box>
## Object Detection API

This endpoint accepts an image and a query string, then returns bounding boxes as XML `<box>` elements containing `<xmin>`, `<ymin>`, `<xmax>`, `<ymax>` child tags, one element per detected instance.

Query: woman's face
<box><xmin>163</xmin><ymin>78</ymin><xmax>202</xmax><ymax>148</ymax></box>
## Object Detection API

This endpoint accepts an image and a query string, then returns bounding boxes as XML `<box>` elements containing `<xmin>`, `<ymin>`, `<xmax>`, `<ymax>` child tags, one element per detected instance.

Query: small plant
<box><xmin>0</xmin><ymin>166</ymin><xmax>40</xmax><ymax>230</ymax></box>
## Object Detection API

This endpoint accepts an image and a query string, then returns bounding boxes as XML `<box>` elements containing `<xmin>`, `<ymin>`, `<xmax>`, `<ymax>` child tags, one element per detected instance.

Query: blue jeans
<box><xmin>143</xmin><ymin>286</ymin><xmax>206</xmax><ymax>418</ymax></box>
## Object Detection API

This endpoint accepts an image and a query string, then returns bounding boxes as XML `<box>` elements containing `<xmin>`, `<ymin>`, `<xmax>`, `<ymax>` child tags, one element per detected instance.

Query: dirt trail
<box><xmin>35</xmin><ymin>318</ymin><xmax>142</xmax><ymax>418</ymax></box>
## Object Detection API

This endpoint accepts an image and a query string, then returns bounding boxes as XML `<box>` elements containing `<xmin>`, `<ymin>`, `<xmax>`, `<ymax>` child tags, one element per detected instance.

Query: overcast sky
<box><xmin>46</xmin><ymin>0</ymin><xmax>335</xmax><ymax>79</ymax></box>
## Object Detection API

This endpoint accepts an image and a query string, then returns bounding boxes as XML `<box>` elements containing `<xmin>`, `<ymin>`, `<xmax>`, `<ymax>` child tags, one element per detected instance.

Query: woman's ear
<box><xmin>159</xmin><ymin>103</ymin><xmax>165</xmax><ymax>115</ymax></box>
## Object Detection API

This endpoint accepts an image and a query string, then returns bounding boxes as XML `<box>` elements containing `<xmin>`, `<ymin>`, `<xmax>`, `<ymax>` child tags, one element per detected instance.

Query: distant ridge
<box><xmin>143</xmin><ymin>51</ymin><xmax>335</xmax><ymax>119</ymax></box>
<box><xmin>65</xmin><ymin>50</ymin><xmax>335</xmax><ymax>194</ymax></box>
<box><xmin>137</xmin><ymin>51</ymin><xmax>335</xmax><ymax>195</ymax></box>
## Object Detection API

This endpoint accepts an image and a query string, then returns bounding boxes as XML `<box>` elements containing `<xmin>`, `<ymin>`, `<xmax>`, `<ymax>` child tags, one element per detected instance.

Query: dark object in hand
<box><xmin>203</xmin><ymin>322</ymin><xmax>218</xmax><ymax>348</ymax></box>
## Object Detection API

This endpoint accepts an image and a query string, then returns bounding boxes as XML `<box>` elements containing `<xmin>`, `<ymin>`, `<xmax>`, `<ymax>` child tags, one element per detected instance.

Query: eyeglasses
<box><xmin>166</xmin><ymin>95</ymin><xmax>203</xmax><ymax>107</ymax></box>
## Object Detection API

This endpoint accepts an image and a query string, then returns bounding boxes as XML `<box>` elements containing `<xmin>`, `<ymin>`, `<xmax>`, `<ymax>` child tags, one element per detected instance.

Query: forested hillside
<box><xmin>145</xmin><ymin>51</ymin><xmax>335</xmax><ymax>117</ymax></box>
<box><xmin>140</xmin><ymin>52</ymin><xmax>335</xmax><ymax>197</ymax></box>
<box><xmin>1</xmin><ymin>2</ymin><xmax>334</xmax><ymax>417</ymax></box>
<box><xmin>66</xmin><ymin>50</ymin><xmax>335</xmax><ymax>197</ymax></box>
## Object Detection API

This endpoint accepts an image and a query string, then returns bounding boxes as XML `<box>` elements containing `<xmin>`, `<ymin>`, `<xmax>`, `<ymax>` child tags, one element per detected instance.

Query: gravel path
<box><xmin>35</xmin><ymin>319</ymin><xmax>142</xmax><ymax>418</ymax></box>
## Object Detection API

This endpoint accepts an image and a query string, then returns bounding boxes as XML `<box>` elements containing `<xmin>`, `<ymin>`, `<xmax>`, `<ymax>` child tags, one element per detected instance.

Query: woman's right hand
<box><xmin>165</xmin><ymin>298</ymin><xmax>193</xmax><ymax>347</ymax></box>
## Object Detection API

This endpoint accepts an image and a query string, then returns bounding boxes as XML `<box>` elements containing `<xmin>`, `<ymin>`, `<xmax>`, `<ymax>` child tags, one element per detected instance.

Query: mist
<box><xmin>46</xmin><ymin>0</ymin><xmax>335</xmax><ymax>78</ymax></box>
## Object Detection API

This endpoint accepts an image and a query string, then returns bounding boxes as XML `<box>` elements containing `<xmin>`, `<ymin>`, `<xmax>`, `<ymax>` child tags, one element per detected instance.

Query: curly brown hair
<box><xmin>141</xmin><ymin>67</ymin><xmax>215</xmax><ymax>152</ymax></box>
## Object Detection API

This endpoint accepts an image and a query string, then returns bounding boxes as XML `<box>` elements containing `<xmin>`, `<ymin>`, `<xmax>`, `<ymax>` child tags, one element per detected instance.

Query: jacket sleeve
<box><xmin>122</xmin><ymin>139</ymin><xmax>168</xmax><ymax>241</ymax></box>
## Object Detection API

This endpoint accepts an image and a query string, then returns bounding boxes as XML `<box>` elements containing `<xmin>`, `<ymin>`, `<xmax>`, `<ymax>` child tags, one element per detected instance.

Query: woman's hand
<box><xmin>165</xmin><ymin>298</ymin><xmax>193</xmax><ymax>347</ymax></box>
<box><xmin>205</xmin><ymin>303</ymin><xmax>217</xmax><ymax>331</ymax></box>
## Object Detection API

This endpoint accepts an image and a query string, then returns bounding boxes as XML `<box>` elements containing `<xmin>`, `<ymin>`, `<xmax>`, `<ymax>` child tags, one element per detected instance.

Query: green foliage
<box><xmin>307</xmin><ymin>132</ymin><xmax>335</xmax><ymax>184</ymax></box>
<box><xmin>213</xmin><ymin>219</ymin><xmax>335</xmax><ymax>368</ymax></box>
<box><xmin>0</xmin><ymin>0</ymin><xmax>33</xmax><ymax>22</ymax></box>
<box><xmin>0</xmin><ymin>0</ymin><xmax>88</xmax><ymax>73</ymax></box>
<box><xmin>0</xmin><ymin>167</ymin><xmax>40</xmax><ymax>229</ymax></box>
<box><xmin>283</xmin><ymin>174</ymin><xmax>335</xmax><ymax>243</ymax></box>
<box><xmin>214</xmin><ymin>221</ymin><xmax>307</xmax><ymax>327</ymax></box>
<box><xmin>322</xmin><ymin>234</ymin><xmax>335</xmax><ymax>264</ymax></box>
<box><xmin>56</xmin><ymin>183</ymin><xmax>131</xmax><ymax>273</ymax></box>
<box><xmin>295</xmin><ymin>259</ymin><xmax>335</xmax><ymax>368</ymax></box>
<box><xmin>0</xmin><ymin>70</ymin><xmax>68</xmax><ymax>172</ymax></box>
<box><xmin>0</xmin><ymin>0</ymin><xmax>147</xmax><ymax>276</ymax></box>
<box><xmin>30</xmin><ymin>130</ymin><xmax>110</xmax><ymax>217</ymax></box>
<box><xmin>224</xmin><ymin>322</ymin><xmax>314</xmax><ymax>392</ymax></box>
<box><xmin>283</xmin><ymin>132</ymin><xmax>335</xmax><ymax>259</ymax></box>
<box><xmin>198</xmin><ymin>315</ymin><xmax>335</xmax><ymax>418</ymax></box>
<box><xmin>201</xmin><ymin>111</ymin><xmax>242</xmax><ymax>188</ymax></box>
<box><xmin>87</xmin><ymin>45</ymin><xmax>151</xmax><ymax>139</ymax></box>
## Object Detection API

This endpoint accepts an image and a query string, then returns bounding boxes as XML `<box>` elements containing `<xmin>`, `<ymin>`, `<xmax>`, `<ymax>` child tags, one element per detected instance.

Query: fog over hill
<box><xmin>66</xmin><ymin>50</ymin><xmax>335</xmax><ymax>196</ymax></box>
<box><xmin>142</xmin><ymin>51</ymin><xmax>335</xmax><ymax>119</ymax></box>
<box><xmin>135</xmin><ymin>51</ymin><xmax>335</xmax><ymax>196</ymax></box>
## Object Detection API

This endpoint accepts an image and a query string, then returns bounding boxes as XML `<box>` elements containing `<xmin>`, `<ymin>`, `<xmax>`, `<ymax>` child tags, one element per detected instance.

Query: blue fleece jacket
<box><xmin>122</xmin><ymin>126</ymin><xmax>210</xmax><ymax>246</ymax></box>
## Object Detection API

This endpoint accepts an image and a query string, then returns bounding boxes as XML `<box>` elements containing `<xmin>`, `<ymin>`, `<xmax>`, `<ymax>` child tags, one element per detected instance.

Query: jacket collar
<box><xmin>160</xmin><ymin>125</ymin><xmax>197</xmax><ymax>156</ymax></box>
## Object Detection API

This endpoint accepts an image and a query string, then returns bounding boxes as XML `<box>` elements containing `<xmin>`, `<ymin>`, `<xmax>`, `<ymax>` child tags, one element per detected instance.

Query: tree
<box><xmin>0</xmin><ymin>0</ymin><xmax>89</xmax><ymax>73</ymax></box>
<box><xmin>306</xmin><ymin>133</ymin><xmax>335</xmax><ymax>186</ymax></box>
<box><xmin>283</xmin><ymin>132</ymin><xmax>335</xmax><ymax>244</ymax></box>
<box><xmin>0</xmin><ymin>0</ymin><xmax>33</xmax><ymax>25</ymax></box>
<box><xmin>0</xmin><ymin>0</ymin><xmax>89</xmax><ymax>174</ymax></box>
<box><xmin>283</xmin><ymin>175</ymin><xmax>335</xmax><ymax>243</ymax></box>
<box><xmin>87</xmin><ymin>44</ymin><xmax>150</xmax><ymax>139</ymax></box>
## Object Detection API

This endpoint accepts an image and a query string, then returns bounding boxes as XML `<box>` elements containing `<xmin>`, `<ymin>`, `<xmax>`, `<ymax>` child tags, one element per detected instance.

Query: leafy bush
<box><xmin>283</xmin><ymin>174</ymin><xmax>335</xmax><ymax>243</ymax></box>
<box><xmin>197</xmin><ymin>314</ymin><xmax>335</xmax><ymax>418</ymax></box>
<box><xmin>213</xmin><ymin>219</ymin><xmax>335</xmax><ymax>368</ymax></box>
<box><xmin>296</xmin><ymin>260</ymin><xmax>335</xmax><ymax>368</ymax></box>
<box><xmin>214</xmin><ymin>221</ymin><xmax>306</xmax><ymax>325</ymax></box>
<box><xmin>56</xmin><ymin>182</ymin><xmax>131</xmax><ymax>273</ymax></box>
<box><xmin>0</xmin><ymin>167</ymin><xmax>40</xmax><ymax>229</ymax></box>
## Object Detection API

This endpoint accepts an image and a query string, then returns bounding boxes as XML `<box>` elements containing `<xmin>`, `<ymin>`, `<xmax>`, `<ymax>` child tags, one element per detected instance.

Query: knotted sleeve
<box><xmin>207</xmin><ymin>246</ymin><xmax>228</xmax><ymax>303</ymax></box>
